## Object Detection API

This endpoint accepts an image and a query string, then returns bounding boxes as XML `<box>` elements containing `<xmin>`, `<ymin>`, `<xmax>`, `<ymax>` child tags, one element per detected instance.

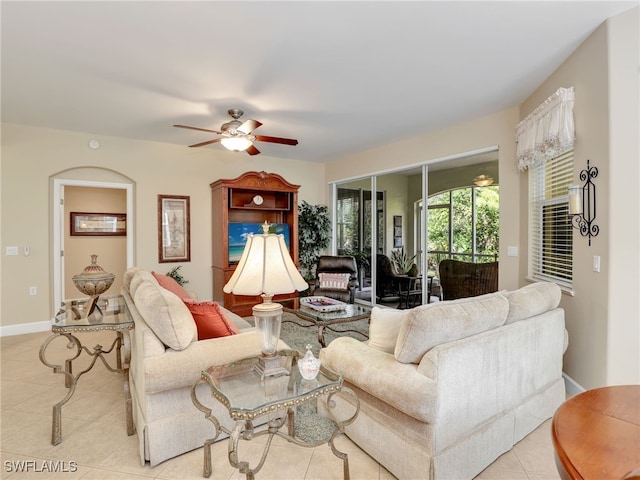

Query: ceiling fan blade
<box><xmin>255</xmin><ymin>135</ymin><xmax>298</xmax><ymax>146</ymax></box>
<box><xmin>188</xmin><ymin>138</ymin><xmax>222</xmax><ymax>148</ymax></box>
<box><xmin>246</xmin><ymin>145</ymin><xmax>260</xmax><ymax>156</ymax></box>
<box><xmin>174</xmin><ymin>124</ymin><xmax>222</xmax><ymax>134</ymax></box>
<box><xmin>237</xmin><ymin>119</ymin><xmax>262</xmax><ymax>135</ymax></box>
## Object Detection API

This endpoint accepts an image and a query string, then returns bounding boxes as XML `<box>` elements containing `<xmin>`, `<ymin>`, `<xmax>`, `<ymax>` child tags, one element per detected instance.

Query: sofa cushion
<box><xmin>133</xmin><ymin>278</ymin><xmax>197</xmax><ymax>350</ymax></box>
<box><xmin>319</xmin><ymin>272</ymin><xmax>351</xmax><ymax>289</ymax></box>
<box><xmin>368</xmin><ymin>306</ymin><xmax>409</xmax><ymax>354</ymax></box>
<box><xmin>152</xmin><ymin>271</ymin><xmax>193</xmax><ymax>301</ymax></box>
<box><xmin>123</xmin><ymin>267</ymin><xmax>141</xmax><ymax>292</ymax></box>
<box><xmin>394</xmin><ymin>292</ymin><xmax>509</xmax><ymax>364</ymax></box>
<box><xmin>503</xmin><ymin>282</ymin><xmax>561</xmax><ymax>324</ymax></box>
<box><xmin>184</xmin><ymin>300</ymin><xmax>240</xmax><ymax>339</ymax></box>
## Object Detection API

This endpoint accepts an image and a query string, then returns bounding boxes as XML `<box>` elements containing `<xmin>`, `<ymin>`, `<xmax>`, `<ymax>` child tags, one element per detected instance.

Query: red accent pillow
<box><xmin>184</xmin><ymin>300</ymin><xmax>240</xmax><ymax>340</ymax></box>
<box><xmin>152</xmin><ymin>272</ymin><xmax>193</xmax><ymax>300</ymax></box>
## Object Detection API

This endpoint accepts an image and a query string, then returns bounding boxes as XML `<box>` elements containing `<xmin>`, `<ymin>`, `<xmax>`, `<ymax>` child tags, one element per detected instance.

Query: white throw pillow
<box><xmin>318</xmin><ymin>272</ymin><xmax>351</xmax><ymax>289</ymax></box>
<box><xmin>368</xmin><ymin>306</ymin><xmax>408</xmax><ymax>354</ymax></box>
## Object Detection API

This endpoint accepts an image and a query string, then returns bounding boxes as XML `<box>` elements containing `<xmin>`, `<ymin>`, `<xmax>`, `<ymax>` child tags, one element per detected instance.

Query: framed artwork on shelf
<box><xmin>158</xmin><ymin>195</ymin><xmax>190</xmax><ymax>263</ymax></box>
<box><xmin>228</xmin><ymin>222</ymin><xmax>290</xmax><ymax>263</ymax></box>
<box><xmin>70</xmin><ymin>212</ymin><xmax>126</xmax><ymax>236</ymax></box>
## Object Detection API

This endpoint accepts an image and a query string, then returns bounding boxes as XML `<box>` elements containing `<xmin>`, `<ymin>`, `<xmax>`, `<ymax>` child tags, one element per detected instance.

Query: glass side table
<box><xmin>281</xmin><ymin>299</ymin><xmax>371</xmax><ymax>347</ymax></box>
<box><xmin>191</xmin><ymin>350</ymin><xmax>360</xmax><ymax>480</ymax></box>
<box><xmin>39</xmin><ymin>294</ymin><xmax>135</xmax><ymax>445</ymax></box>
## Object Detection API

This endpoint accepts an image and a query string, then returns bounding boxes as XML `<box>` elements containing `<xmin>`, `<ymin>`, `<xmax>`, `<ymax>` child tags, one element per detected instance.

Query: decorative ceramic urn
<box><xmin>72</xmin><ymin>254</ymin><xmax>115</xmax><ymax>296</ymax></box>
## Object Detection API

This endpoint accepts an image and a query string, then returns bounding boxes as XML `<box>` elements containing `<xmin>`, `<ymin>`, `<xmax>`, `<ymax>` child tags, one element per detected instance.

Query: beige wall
<box><xmin>64</xmin><ymin>186</ymin><xmax>127</xmax><ymax>299</ymax></box>
<box><xmin>326</xmin><ymin>107</ymin><xmax>521</xmax><ymax>293</ymax></box>
<box><xmin>1</xmin><ymin>124</ymin><xmax>325</xmax><ymax>328</ymax></box>
<box><xmin>605</xmin><ymin>8</ymin><xmax>639</xmax><ymax>385</ymax></box>
<box><xmin>518</xmin><ymin>8</ymin><xmax>639</xmax><ymax>388</ymax></box>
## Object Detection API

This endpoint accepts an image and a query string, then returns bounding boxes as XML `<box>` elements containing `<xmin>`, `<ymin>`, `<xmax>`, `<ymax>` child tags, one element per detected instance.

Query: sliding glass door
<box><xmin>332</xmin><ymin>149</ymin><xmax>499</xmax><ymax>308</ymax></box>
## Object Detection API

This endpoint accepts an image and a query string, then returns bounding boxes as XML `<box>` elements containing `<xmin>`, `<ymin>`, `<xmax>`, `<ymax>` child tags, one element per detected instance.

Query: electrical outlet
<box><xmin>29</xmin><ymin>286</ymin><xmax>37</xmax><ymax>296</ymax></box>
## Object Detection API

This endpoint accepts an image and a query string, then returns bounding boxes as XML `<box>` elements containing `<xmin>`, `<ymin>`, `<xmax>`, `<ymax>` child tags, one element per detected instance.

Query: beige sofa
<box><xmin>121</xmin><ymin>267</ymin><xmax>288</xmax><ymax>466</ymax></box>
<box><xmin>320</xmin><ymin>282</ymin><xmax>567</xmax><ymax>480</ymax></box>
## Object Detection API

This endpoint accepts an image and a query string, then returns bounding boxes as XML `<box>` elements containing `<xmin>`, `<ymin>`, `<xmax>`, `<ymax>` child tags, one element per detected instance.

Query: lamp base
<box><xmin>254</xmin><ymin>353</ymin><xmax>290</xmax><ymax>379</ymax></box>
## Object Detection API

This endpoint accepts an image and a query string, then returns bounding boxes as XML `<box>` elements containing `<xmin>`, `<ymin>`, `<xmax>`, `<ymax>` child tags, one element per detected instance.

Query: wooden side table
<box><xmin>40</xmin><ymin>295</ymin><xmax>135</xmax><ymax>445</ymax></box>
<box><xmin>552</xmin><ymin>385</ymin><xmax>640</xmax><ymax>480</ymax></box>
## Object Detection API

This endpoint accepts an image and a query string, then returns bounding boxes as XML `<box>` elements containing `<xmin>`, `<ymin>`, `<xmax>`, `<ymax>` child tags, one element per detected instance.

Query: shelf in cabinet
<box><xmin>228</xmin><ymin>189</ymin><xmax>291</xmax><ymax>211</ymax></box>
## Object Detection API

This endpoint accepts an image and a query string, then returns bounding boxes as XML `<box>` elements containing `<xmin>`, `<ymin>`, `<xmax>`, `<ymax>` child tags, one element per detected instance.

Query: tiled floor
<box><xmin>1</xmin><ymin>330</ymin><xmax>561</xmax><ymax>479</ymax></box>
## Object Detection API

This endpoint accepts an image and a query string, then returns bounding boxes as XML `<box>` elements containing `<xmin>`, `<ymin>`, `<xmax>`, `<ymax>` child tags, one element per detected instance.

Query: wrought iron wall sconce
<box><xmin>568</xmin><ymin>159</ymin><xmax>598</xmax><ymax>246</ymax></box>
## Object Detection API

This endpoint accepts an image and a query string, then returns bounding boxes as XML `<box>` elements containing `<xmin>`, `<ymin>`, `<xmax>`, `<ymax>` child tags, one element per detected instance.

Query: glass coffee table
<box><xmin>281</xmin><ymin>300</ymin><xmax>371</xmax><ymax>347</ymax></box>
<box><xmin>191</xmin><ymin>350</ymin><xmax>359</xmax><ymax>479</ymax></box>
<box><xmin>39</xmin><ymin>295</ymin><xmax>135</xmax><ymax>445</ymax></box>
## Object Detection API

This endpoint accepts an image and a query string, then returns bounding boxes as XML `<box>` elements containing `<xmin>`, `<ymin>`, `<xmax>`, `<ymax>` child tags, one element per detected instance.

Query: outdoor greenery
<box><xmin>428</xmin><ymin>186</ymin><xmax>499</xmax><ymax>268</ymax></box>
<box><xmin>298</xmin><ymin>200</ymin><xmax>331</xmax><ymax>281</ymax></box>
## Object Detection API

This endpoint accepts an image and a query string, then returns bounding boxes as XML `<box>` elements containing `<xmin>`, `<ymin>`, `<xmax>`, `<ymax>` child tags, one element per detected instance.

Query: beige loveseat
<box><xmin>121</xmin><ymin>267</ymin><xmax>288</xmax><ymax>466</ymax></box>
<box><xmin>320</xmin><ymin>282</ymin><xmax>567</xmax><ymax>480</ymax></box>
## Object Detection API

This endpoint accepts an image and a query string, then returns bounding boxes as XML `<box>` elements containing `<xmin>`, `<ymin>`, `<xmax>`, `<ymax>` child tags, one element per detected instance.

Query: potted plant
<box><xmin>298</xmin><ymin>201</ymin><xmax>331</xmax><ymax>282</ymax></box>
<box><xmin>343</xmin><ymin>248</ymin><xmax>371</xmax><ymax>289</ymax></box>
<box><xmin>166</xmin><ymin>265</ymin><xmax>188</xmax><ymax>287</ymax></box>
<box><xmin>391</xmin><ymin>247</ymin><xmax>418</xmax><ymax>275</ymax></box>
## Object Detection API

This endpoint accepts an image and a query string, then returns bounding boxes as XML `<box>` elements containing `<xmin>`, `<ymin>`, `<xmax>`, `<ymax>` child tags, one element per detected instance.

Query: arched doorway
<box><xmin>52</xmin><ymin>168</ymin><xmax>134</xmax><ymax>308</ymax></box>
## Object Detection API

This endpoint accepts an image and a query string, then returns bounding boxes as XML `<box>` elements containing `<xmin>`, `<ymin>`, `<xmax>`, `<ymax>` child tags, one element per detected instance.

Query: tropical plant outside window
<box><xmin>427</xmin><ymin>186</ymin><xmax>499</xmax><ymax>272</ymax></box>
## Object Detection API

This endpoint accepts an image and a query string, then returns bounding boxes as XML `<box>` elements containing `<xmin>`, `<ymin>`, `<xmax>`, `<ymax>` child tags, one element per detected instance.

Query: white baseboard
<box><xmin>0</xmin><ymin>320</ymin><xmax>51</xmax><ymax>337</ymax></box>
<box><xmin>562</xmin><ymin>372</ymin><xmax>586</xmax><ymax>397</ymax></box>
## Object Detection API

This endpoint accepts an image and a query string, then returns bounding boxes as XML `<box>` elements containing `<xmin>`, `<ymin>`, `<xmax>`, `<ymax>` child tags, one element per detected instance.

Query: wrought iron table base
<box><xmin>39</xmin><ymin>331</ymin><xmax>135</xmax><ymax>445</ymax></box>
<box><xmin>191</xmin><ymin>381</ymin><xmax>358</xmax><ymax>479</ymax></box>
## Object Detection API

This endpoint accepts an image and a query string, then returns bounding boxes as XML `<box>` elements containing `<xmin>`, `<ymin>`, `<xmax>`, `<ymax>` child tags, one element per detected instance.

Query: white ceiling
<box><xmin>1</xmin><ymin>1</ymin><xmax>636</xmax><ymax>163</ymax></box>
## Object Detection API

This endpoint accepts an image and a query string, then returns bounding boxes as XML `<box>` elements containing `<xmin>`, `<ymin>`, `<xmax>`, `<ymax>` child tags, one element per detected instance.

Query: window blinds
<box><xmin>529</xmin><ymin>150</ymin><xmax>574</xmax><ymax>286</ymax></box>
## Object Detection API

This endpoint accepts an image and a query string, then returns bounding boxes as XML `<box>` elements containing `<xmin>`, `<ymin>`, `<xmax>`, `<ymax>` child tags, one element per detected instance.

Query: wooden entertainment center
<box><xmin>210</xmin><ymin>171</ymin><xmax>300</xmax><ymax>316</ymax></box>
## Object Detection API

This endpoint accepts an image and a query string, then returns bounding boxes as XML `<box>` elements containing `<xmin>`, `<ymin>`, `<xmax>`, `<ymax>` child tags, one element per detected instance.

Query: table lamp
<box><xmin>223</xmin><ymin>221</ymin><xmax>308</xmax><ymax>377</ymax></box>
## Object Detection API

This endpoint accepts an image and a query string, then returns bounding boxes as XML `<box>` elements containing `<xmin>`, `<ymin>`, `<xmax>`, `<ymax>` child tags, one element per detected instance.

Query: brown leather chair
<box><xmin>308</xmin><ymin>255</ymin><xmax>359</xmax><ymax>303</ymax></box>
<box><xmin>438</xmin><ymin>259</ymin><xmax>498</xmax><ymax>300</ymax></box>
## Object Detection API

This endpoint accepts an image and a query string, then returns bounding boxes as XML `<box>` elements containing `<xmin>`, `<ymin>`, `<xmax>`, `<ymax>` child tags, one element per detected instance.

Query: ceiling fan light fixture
<box><xmin>474</xmin><ymin>174</ymin><xmax>494</xmax><ymax>187</ymax></box>
<box><xmin>221</xmin><ymin>136</ymin><xmax>253</xmax><ymax>152</ymax></box>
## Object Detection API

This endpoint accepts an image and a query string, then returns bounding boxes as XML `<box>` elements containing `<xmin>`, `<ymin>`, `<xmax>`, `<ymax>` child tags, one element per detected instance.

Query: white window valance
<box><xmin>515</xmin><ymin>86</ymin><xmax>575</xmax><ymax>171</ymax></box>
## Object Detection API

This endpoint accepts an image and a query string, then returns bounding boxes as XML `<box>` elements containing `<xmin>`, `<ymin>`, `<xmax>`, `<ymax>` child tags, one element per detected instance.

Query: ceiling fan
<box><xmin>173</xmin><ymin>109</ymin><xmax>298</xmax><ymax>156</ymax></box>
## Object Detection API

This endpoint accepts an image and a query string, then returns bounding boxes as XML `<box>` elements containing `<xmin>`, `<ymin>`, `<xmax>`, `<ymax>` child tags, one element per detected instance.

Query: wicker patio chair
<box><xmin>438</xmin><ymin>259</ymin><xmax>499</xmax><ymax>300</ymax></box>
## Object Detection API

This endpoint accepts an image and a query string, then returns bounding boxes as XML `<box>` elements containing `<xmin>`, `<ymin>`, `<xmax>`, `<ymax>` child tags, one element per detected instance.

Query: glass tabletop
<box><xmin>281</xmin><ymin>299</ymin><xmax>371</xmax><ymax>323</ymax></box>
<box><xmin>53</xmin><ymin>294</ymin><xmax>133</xmax><ymax>329</ymax></box>
<box><xmin>201</xmin><ymin>351</ymin><xmax>342</xmax><ymax>420</ymax></box>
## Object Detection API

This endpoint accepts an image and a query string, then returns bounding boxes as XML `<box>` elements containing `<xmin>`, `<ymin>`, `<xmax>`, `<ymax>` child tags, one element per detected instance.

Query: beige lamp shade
<box><xmin>223</xmin><ymin>223</ymin><xmax>308</xmax><ymax>296</ymax></box>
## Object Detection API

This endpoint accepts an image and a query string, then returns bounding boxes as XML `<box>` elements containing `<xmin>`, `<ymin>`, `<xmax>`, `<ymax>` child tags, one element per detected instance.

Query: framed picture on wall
<box><xmin>393</xmin><ymin>215</ymin><xmax>402</xmax><ymax>247</ymax></box>
<box><xmin>158</xmin><ymin>195</ymin><xmax>190</xmax><ymax>263</ymax></box>
<box><xmin>70</xmin><ymin>212</ymin><xmax>126</xmax><ymax>236</ymax></box>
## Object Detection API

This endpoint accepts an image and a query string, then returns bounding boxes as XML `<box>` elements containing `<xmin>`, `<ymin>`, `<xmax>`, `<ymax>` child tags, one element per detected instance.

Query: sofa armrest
<box><xmin>143</xmin><ymin>332</ymin><xmax>290</xmax><ymax>394</ymax></box>
<box><xmin>320</xmin><ymin>337</ymin><xmax>436</xmax><ymax>423</ymax></box>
